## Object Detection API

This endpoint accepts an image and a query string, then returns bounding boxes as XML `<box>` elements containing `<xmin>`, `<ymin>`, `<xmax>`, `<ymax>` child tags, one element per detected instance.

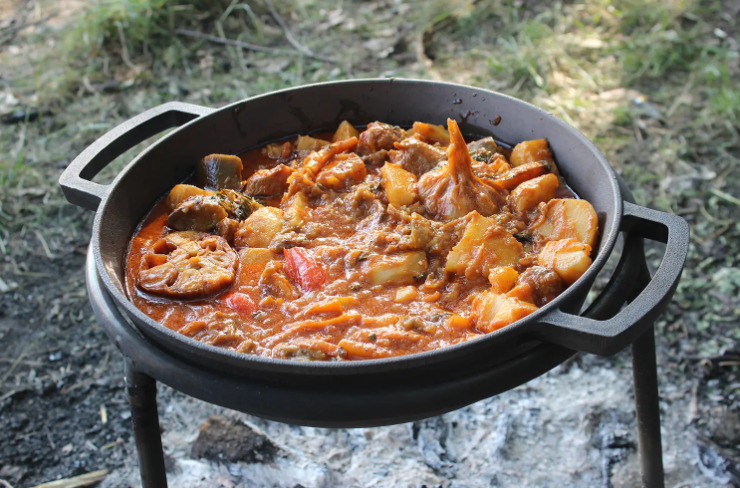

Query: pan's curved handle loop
<box><xmin>533</xmin><ymin>201</ymin><xmax>689</xmax><ymax>356</ymax></box>
<box><xmin>59</xmin><ymin>102</ymin><xmax>215</xmax><ymax>211</ymax></box>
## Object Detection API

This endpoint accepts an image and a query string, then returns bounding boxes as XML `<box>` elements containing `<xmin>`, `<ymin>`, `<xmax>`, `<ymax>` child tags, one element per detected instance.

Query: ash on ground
<box><xmin>97</xmin><ymin>353</ymin><xmax>732</xmax><ymax>488</ymax></box>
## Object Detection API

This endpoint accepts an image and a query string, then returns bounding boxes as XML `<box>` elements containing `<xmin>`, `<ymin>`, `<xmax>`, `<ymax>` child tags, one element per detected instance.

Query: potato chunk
<box><xmin>538</xmin><ymin>238</ymin><xmax>593</xmax><ymax>285</ymax></box>
<box><xmin>488</xmin><ymin>267</ymin><xmax>519</xmax><ymax>294</ymax></box>
<box><xmin>411</xmin><ymin>121</ymin><xmax>450</xmax><ymax>146</ymax></box>
<box><xmin>333</xmin><ymin>120</ymin><xmax>360</xmax><ymax>142</ymax></box>
<box><xmin>239</xmin><ymin>248</ymin><xmax>274</xmax><ymax>266</ymax></box>
<box><xmin>445</xmin><ymin>212</ymin><xmax>522</xmax><ymax>278</ymax></box>
<box><xmin>510</xmin><ymin>138</ymin><xmax>556</xmax><ymax>172</ymax></box>
<box><xmin>472</xmin><ymin>292</ymin><xmax>538</xmax><ymax>333</ymax></box>
<box><xmin>362</xmin><ymin>251</ymin><xmax>428</xmax><ymax>286</ymax></box>
<box><xmin>531</xmin><ymin>198</ymin><xmax>598</xmax><ymax>248</ymax></box>
<box><xmin>381</xmin><ymin>162</ymin><xmax>418</xmax><ymax>207</ymax></box>
<box><xmin>166</xmin><ymin>184</ymin><xmax>212</xmax><ymax>210</ymax></box>
<box><xmin>236</xmin><ymin>248</ymin><xmax>274</xmax><ymax>285</ymax></box>
<box><xmin>394</xmin><ymin>286</ymin><xmax>418</xmax><ymax>303</ymax></box>
<box><xmin>244</xmin><ymin>164</ymin><xmax>293</xmax><ymax>196</ymax></box>
<box><xmin>316</xmin><ymin>153</ymin><xmax>367</xmax><ymax>190</ymax></box>
<box><xmin>509</xmin><ymin>173</ymin><xmax>559</xmax><ymax>215</ymax></box>
<box><xmin>234</xmin><ymin>207</ymin><xmax>283</xmax><ymax>249</ymax></box>
<box><xmin>295</xmin><ymin>135</ymin><xmax>330</xmax><ymax>154</ymax></box>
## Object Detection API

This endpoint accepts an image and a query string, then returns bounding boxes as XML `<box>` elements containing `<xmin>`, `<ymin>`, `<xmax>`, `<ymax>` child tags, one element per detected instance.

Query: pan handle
<box><xmin>533</xmin><ymin>201</ymin><xmax>689</xmax><ymax>356</ymax></box>
<box><xmin>58</xmin><ymin>102</ymin><xmax>215</xmax><ymax>211</ymax></box>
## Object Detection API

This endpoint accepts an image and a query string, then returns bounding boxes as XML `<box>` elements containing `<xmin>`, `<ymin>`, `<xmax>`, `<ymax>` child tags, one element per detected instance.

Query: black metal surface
<box><xmin>533</xmin><ymin>201</ymin><xmax>689</xmax><ymax>355</ymax></box>
<box><xmin>632</xmin><ymin>327</ymin><xmax>665</xmax><ymax>488</ymax></box>
<box><xmin>61</xmin><ymin>78</ymin><xmax>688</xmax><ymax>386</ymax></box>
<box><xmin>125</xmin><ymin>361</ymin><xmax>168</xmax><ymax>487</ymax></box>
<box><xmin>59</xmin><ymin>102</ymin><xmax>214</xmax><ymax>211</ymax></box>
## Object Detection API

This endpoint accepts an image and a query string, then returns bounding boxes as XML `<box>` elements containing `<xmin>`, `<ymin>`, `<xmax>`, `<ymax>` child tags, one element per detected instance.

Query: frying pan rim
<box><xmin>91</xmin><ymin>78</ymin><xmax>622</xmax><ymax>376</ymax></box>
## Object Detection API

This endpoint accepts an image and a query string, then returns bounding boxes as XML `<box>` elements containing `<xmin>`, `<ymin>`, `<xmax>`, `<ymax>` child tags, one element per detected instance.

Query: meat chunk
<box><xmin>166</xmin><ymin>190</ymin><xmax>259</xmax><ymax>232</ymax></box>
<box><xmin>166</xmin><ymin>195</ymin><xmax>227</xmax><ymax>232</ymax></box>
<box><xmin>259</xmin><ymin>261</ymin><xmax>295</xmax><ymax>299</ymax></box>
<box><xmin>389</xmin><ymin>137</ymin><xmax>446</xmax><ymax>177</ymax></box>
<box><xmin>197</xmin><ymin>154</ymin><xmax>244</xmax><ymax>190</ymax></box>
<box><xmin>361</xmin><ymin>149</ymin><xmax>390</xmax><ymax>167</ymax></box>
<box><xmin>357</xmin><ymin>122</ymin><xmax>405</xmax><ymax>156</ymax></box>
<box><xmin>516</xmin><ymin>266</ymin><xmax>563</xmax><ymax>306</ymax></box>
<box><xmin>467</xmin><ymin>136</ymin><xmax>498</xmax><ymax>162</ymax></box>
<box><xmin>244</xmin><ymin>164</ymin><xmax>293</xmax><ymax>196</ymax></box>
<box><xmin>352</xmin><ymin>204</ymin><xmax>437</xmax><ymax>255</ymax></box>
<box><xmin>138</xmin><ymin>231</ymin><xmax>237</xmax><ymax>298</ymax></box>
<box><xmin>284</xmin><ymin>137</ymin><xmax>358</xmax><ymax>199</ymax></box>
<box><xmin>417</xmin><ymin>119</ymin><xmax>506</xmax><ymax>221</ymax></box>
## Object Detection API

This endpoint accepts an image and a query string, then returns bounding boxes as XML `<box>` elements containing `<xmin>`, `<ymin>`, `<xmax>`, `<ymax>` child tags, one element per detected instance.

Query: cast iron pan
<box><xmin>59</xmin><ymin>79</ymin><xmax>689</xmax><ymax>387</ymax></box>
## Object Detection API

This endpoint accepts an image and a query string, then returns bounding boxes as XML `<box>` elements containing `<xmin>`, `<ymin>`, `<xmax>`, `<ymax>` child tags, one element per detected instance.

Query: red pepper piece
<box><xmin>224</xmin><ymin>292</ymin><xmax>256</xmax><ymax>314</ymax></box>
<box><xmin>284</xmin><ymin>247</ymin><xmax>326</xmax><ymax>292</ymax></box>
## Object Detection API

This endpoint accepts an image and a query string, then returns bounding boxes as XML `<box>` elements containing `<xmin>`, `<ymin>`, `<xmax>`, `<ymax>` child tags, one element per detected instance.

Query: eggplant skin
<box><xmin>197</xmin><ymin>154</ymin><xmax>244</xmax><ymax>190</ymax></box>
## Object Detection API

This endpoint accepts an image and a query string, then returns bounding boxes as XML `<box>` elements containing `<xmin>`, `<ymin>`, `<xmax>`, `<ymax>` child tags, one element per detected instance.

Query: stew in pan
<box><xmin>125</xmin><ymin>119</ymin><xmax>598</xmax><ymax>360</ymax></box>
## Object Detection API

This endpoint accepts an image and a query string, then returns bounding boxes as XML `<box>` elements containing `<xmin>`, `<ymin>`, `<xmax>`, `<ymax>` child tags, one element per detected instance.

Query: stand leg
<box><xmin>125</xmin><ymin>360</ymin><xmax>168</xmax><ymax>488</ymax></box>
<box><xmin>631</xmin><ymin>327</ymin><xmax>664</xmax><ymax>488</ymax></box>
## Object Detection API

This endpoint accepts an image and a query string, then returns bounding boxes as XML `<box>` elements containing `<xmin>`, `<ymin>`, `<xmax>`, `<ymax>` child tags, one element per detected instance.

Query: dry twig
<box><xmin>115</xmin><ymin>22</ymin><xmax>138</xmax><ymax>70</ymax></box>
<box><xmin>29</xmin><ymin>470</ymin><xmax>108</xmax><ymax>488</ymax></box>
<box><xmin>175</xmin><ymin>29</ymin><xmax>290</xmax><ymax>55</ymax></box>
<box><xmin>262</xmin><ymin>0</ymin><xmax>335</xmax><ymax>63</ymax></box>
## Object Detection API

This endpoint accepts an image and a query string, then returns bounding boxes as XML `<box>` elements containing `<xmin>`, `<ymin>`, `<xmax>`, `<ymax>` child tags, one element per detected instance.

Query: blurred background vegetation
<box><xmin>1</xmin><ymin>0</ymin><xmax>739</xmax><ymax>484</ymax></box>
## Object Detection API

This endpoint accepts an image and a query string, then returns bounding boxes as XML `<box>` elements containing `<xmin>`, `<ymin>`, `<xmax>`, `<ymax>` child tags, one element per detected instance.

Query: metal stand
<box><xmin>632</xmin><ymin>327</ymin><xmax>665</xmax><ymax>488</ymax></box>
<box><xmin>124</xmin><ymin>329</ymin><xmax>665</xmax><ymax>488</ymax></box>
<box><xmin>125</xmin><ymin>361</ymin><xmax>168</xmax><ymax>488</ymax></box>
